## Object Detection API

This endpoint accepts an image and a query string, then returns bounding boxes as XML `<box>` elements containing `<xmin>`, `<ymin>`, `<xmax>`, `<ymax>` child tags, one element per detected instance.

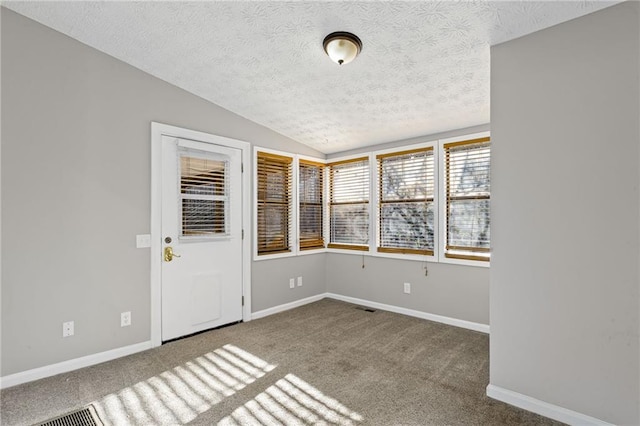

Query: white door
<box><xmin>161</xmin><ymin>136</ymin><xmax>243</xmax><ymax>341</ymax></box>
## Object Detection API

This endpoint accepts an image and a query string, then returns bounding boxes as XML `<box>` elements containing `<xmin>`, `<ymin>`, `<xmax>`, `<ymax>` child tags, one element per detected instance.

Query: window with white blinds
<box><xmin>377</xmin><ymin>148</ymin><xmax>435</xmax><ymax>255</ymax></box>
<box><xmin>299</xmin><ymin>160</ymin><xmax>324</xmax><ymax>250</ymax></box>
<box><xmin>257</xmin><ymin>152</ymin><xmax>292</xmax><ymax>255</ymax></box>
<box><xmin>180</xmin><ymin>154</ymin><xmax>228</xmax><ymax>237</ymax></box>
<box><xmin>328</xmin><ymin>158</ymin><xmax>370</xmax><ymax>250</ymax></box>
<box><xmin>444</xmin><ymin>137</ymin><xmax>491</xmax><ymax>261</ymax></box>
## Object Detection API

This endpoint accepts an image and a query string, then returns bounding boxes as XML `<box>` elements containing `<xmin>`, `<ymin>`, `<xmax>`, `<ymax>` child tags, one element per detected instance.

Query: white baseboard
<box><xmin>0</xmin><ymin>341</ymin><xmax>152</xmax><ymax>389</ymax></box>
<box><xmin>486</xmin><ymin>384</ymin><xmax>614</xmax><ymax>426</ymax></box>
<box><xmin>326</xmin><ymin>293</ymin><xmax>490</xmax><ymax>334</ymax></box>
<box><xmin>251</xmin><ymin>293</ymin><xmax>327</xmax><ymax>320</ymax></box>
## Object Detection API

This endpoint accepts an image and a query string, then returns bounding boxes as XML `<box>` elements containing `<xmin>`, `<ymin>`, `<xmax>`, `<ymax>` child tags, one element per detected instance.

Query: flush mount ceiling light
<box><xmin>323</xmin><ymin>32</ymin><xmax>362</xmax><ymax>65</ymax></box>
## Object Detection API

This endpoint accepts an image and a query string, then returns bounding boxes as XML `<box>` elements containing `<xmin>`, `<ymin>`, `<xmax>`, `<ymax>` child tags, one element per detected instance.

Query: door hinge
<box><xmin>242</xmin><ymin>296</ymin><xmax>245</xmax><ymax>306</ymax></box>
<box><xmin>241</xmin><ymin>162</ymin><xmax>244</xmax><ymax>173</ymax></box>
<box><xmin>242</xmin><ymin>229</ymin><xmax>245</xmax><ymax>240</ymax></box>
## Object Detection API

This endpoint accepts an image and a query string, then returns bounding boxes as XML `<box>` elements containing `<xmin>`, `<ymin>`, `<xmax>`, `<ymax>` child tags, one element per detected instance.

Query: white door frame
<box><xmin>150</xmin><ymin>122</ymin><xmax>252</xmax><ymax>347</ymax></box>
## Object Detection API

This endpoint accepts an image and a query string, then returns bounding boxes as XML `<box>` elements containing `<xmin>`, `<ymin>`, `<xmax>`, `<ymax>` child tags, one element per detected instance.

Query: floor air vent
<box><xmin>36</xmin><ymin>405</ymin><xmax>102</xmax><ymax>426</ymax></box>
<box><xmin>355</xmin><ymin>306</ymin><xmax>376</xmax><ymax>313</ymax></box>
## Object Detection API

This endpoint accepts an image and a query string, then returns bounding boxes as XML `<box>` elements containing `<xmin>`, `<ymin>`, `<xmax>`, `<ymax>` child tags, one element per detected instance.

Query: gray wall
<box><xmin>0</xmin><ymin>8</ymin><xmax>324</xmax><ymax>376</ymax></box>
<box><xmin>490</xmin><ymin>2</ymin><xmax>639</xmax><ymax>424</ymax></box>
<box><xmin>252</xmin><ymin>254</ymin><xmax>326</xmax><ymax>312</ymax></box>
<box><xmin>326</xmin><ymin>254</ymin><xmax>489</xmax><ymax>325</ymax></box>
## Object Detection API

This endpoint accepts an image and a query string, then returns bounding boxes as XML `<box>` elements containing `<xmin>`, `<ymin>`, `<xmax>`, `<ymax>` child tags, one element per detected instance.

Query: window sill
<box><xmin>253</xmin><ymin>247</ymin><xmax>327</xmax><ymax>261</ymax></box>
<box><xmin>438</xmin><ymin>255</ymin><xmax>490</xmax><ymax>268</ymax></box>
<box><xmin>326</xmin><ymin>247</ymin><xmax>490</xmax><ymax>268</ymax></box>
<box><xmin>254</xmin><ymin>251</ymin><xmax>296</xmax><ymax>262</ymax></box>
<box><xmin>297</xmin><ymin>248</ymin><xmax>326</xmax><ymax>256</ymax></box>
<box><xmin>253</xmin><ymin>247</ymin><xmax>489</xmax><ymax>268</ymax></box>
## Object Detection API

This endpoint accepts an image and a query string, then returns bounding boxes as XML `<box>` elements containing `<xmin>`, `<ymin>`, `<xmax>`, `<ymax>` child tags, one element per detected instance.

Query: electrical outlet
<box><xmin>404</xmin><ymin>282</ymin><xmax>411</xmax><ymax>294</ymax></box>
<box><xmin>297</xmin><ymin>276</ymin><xmax>303</xmax><ymax>287</ymax></box>
<box><xmin>62</xmin><ymin>321</ymin><xmax>74</xmax><ymax>337</ymax></box>
<box><xmin>121</xmin><ymin>311</ymin><xmax>131</xmax><ymax>327</ymax></box>
<box><xmin>289</xmin><ymin>278</ymin><xmax>295</xmax><ymax>289</ymax></box>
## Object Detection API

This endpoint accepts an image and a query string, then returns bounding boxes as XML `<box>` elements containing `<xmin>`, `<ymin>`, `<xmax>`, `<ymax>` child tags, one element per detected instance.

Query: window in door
<box><xmin>180</xmin><ymin>154</ymin><xmax>228</xmax><ymax>237</ymax></box>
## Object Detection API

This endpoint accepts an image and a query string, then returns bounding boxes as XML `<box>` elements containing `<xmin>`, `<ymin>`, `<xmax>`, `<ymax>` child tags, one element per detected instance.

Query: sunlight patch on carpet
<box><xmin>219</xmin><ymin>373</ymin><xmax>363</xmax><ymax>425</ymax></box>
<box><xmin>92</xmin><ymin>344</ymin><xmax>276</xmax><ymax>425</ymax></box>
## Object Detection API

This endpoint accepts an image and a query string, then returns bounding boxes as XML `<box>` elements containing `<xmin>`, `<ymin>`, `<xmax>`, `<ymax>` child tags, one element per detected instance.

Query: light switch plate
<box><xmin>136</xmin><ymin>234</ymin><xmax>151</xmax><ymax>248</ymax></box>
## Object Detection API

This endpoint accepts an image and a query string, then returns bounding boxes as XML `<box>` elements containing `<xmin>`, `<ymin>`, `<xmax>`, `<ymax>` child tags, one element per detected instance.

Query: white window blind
<box><xmin>377</xmin><ymin>147</ymin><xmax>434</xmax><ymax>255</ymax></box>
<box><xmin>180</xmin><ymin>155</ymin><xmax>228</xmax><ymax>237</ymax></box>
<box><xmin>444</xmin><ymin>137</ymin><xmax>491</xmax><ymax>261</ymax></box>
<box><xmin>257</xmin><ymin>152</ymin><xmax>292</xmax><ymax>255</ymax></box>
<box><xmin>299</xmin><ymin>160</ymin><xmax>324</xmax><ymax>250</ymax></box>
<box><xmin>328</xmin><ymin>157</ymin><xmax>370</xmax><ymax>250</ymax></box>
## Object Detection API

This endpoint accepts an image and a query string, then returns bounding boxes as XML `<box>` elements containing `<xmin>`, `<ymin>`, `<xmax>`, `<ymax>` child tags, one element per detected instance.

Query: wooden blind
<box><xmin>444</xmin><ymin>137</ymin><xmax>491</xmax><ymax>261</ymax></box>
<box><xmin>299</xmin><ymin>160</ymin><xmax>325</xmax><ymax>250</ymax></box>
<box><xmin>257</xmin><ymin>152</ymin><xmax>292</xmax><ymax>255</ymax></box>
<box><xmin>328</xmin><ymin>157</ymin><xmax>369</xmax><ymax>251</ymax></box>
<box><xmin>180</xmin><ymin>155</ymin><xmax>227</xmax><ymax>236</ymax></box>
<box><xmin>377</xmin><ymin>148</ymin><xmax>434</xmax><ymax>255</ymax></box>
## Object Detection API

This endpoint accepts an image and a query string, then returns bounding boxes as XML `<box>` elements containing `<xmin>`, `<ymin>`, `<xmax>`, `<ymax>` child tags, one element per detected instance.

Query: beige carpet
<box><xmin>0</xmin><ymin>299</ymin><xmax>562</xmax><ymax>425</ymax></box>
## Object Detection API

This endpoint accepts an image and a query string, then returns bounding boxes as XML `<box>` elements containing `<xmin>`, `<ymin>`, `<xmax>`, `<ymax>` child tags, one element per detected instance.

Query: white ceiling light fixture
<box><xmin>323</xmin><ymin>32</ymin><xmax>362</xmax><ymax>65</ymax></box>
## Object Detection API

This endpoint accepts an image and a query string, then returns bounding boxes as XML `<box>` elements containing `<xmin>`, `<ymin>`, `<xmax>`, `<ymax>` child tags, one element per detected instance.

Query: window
<box><xmin>377</xmin><ymin>148</ymin><xmax>435</xmax><ymax>255</ymax></box>
<box><xmin>256</xmin><ymin>152</ymin><xmax>292</xmax><ymax>255</ymax></box>
<box><xmin>254</xmin><ymin>132</ymin><xmax>489</xmax><ymax>265</ymax></box>
<box><xmin>443</xmin><ymin>137</ymin><xmax>491</xmax><ymax>261</ymax></box>
<box><xmin>328</xmin><ymin>158</ymin><xmax>369</xmax><ymax>250</ymax></box>
<box><xmin>180</xmin><ymin>154</ymin><xmax>228</xmax><ymax>237</ymax></box>
<box><xmin>299</xmin><ymin>160</ymin><xmax>325</xmax><ymax>250</ymax></box>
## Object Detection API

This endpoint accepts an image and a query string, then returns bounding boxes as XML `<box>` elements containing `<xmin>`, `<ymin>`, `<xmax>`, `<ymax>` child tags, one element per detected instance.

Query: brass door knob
<box><xmin>164</xmin><ymin>246</ymin><xmax>181</xmax><ymax>262</ymax></box>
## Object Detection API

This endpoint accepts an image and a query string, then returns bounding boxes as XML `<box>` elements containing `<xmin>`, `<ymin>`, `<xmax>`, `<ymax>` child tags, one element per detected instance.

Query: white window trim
<box><xmin>253</xmin><ymin>147</ymin><xmax>325</xmax><ymax>261</ymax></box>
<box><xmin>368</xmin><ymin>152</ymin><xmax>377</xmax><ymax>254</ymax></box>
<box><xmin>437</xmin><ymin>131</ymin><xmax>491</xmax><ymax>268</ymax></box>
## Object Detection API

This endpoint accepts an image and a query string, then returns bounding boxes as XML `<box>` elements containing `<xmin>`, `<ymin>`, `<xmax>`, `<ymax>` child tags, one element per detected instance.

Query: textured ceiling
<box><xmin>3</xmin><ymin>1</ymin><xmax>620</xmax><ymax>154</ymax></box>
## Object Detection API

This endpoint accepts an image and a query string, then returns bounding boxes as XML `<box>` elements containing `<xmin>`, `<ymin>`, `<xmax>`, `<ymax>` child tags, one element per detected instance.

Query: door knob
<box><xmin>164</xmin><ymin>246</ymin><xmax>181</xmax><ymax>262</ymax></box>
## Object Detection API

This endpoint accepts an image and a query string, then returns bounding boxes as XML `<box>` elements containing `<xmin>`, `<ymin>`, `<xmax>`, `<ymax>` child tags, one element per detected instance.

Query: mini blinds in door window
<box><xmin>257</xmin><ymin>152</ymin><xmax>292</xmax><ymax>255</ymax></box>
<box><xmin>299</xmin><ymin>160</ymin><xmax>324</xmax><ymax>250</ymax></box>
<box><xmin>377</xmin><ymin>148</ymin><xmax>435</xmax><ymax>255</ymax></box>
<box><xmin>444</xmin><ymin>137</ymin><xmax>491</xmax><ymax>261</ymax></box>
<box><xmin>180</xmin><ymin>154</ymin><xmax>228</xmax><ymax>237</ymax></box>
<box><xmin>328</xmin><ymin>158</ymin><xmax>370</xmax><ymax>250</ymax></box>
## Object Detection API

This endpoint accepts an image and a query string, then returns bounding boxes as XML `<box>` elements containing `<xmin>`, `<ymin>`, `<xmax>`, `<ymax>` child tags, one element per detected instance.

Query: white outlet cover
<box><xmin>62</xmin><ymin>321</ymin><xmax>74</xmax><ymax>337</ymax></box>
<box><xmin>289</xmin><ymin>278</ymin><xmax>295</xmax><ymax>289</ymax></box>
<box><xmin>404</xmin><ymin>283</ymin><xmax>411</xmax><ymax>294</ymax></box>
<box><xmin>297</xmin><ymin>276</ymin><xmax>302</xmax><ymax>287</ymax></box>
<box><xmin>121</xmin><ymin>311</ymin><xmax>131</xmax><ymax>327</ymax></box>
